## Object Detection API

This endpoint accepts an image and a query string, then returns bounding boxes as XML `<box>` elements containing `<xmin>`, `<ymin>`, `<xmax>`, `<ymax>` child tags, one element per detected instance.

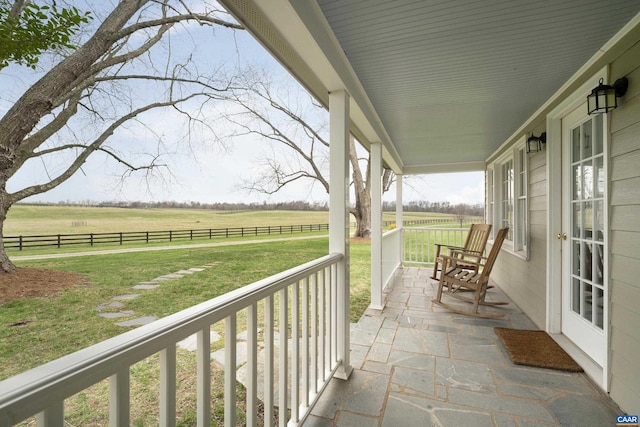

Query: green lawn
<box><xmin>1</xmin><ymin>236</ymin><xmax>372</xmax><ymax>425</ymax></box>
<box><xmin>1</xmin><ymin>237</ymin><xmax>372</xmax><ymax>379</ymax></box>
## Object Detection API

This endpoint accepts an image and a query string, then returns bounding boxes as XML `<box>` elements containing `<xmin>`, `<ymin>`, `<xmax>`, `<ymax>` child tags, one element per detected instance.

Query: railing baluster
<box><xmin>225</xmin><ymin>315</ymin><xmax>237</xmax><ymax>427</ymax></box>
<box><xmin>325</xmin><ymin>266</ymin><xmax>331</xmax><ymax>370</ymax></box>
<box><xmin>264</xmin><ymin>296</ymin><xmax>274</xmax><ymax>427</ymax></box>
<box><xmin>330</xmin><ymin>264</ymin><xmax>337</xmax><ymax>366</ymax></box>
<box><xmin>247</xmin><ymin>304</ymin><xmax>258</xmax><ymax>427</ymax></box>
<box><xmin>109</xmin><ymin>367</ymin><xmax>130</xmax><ymax>427</ymax></box>
<box><xmin>197</xmin><ymin>328</ymin><xmax>211</xmax><ymax>427</ymax></box>
<box><xmin>160</xmin><ymin>346</ymin><xmax>176</xmax><ymax>427</ymax></box>
<box><xmin>310</xmin><ymin>272</ymin><xmax>318</xmax><ymax>393</ymax></box>
<box><xmin>318</xmin><ymin>268</ymin><xmax>326</xmax><ymax>381</ymax></box>
<box><xmin>36</xmin><ymin>401</ymin><xmax>63</xmax><ymax>427</ymax></box>
<box><xmin>301</xmin><ymin>277</ymin><xmax>310</xmax><ymax>408</ymax></box>
<box><xmin>278</xmin><ymin>288</ymin><xmax>288</xmax><ymax>427</ymax></box>
<box><xmin>291</xmin><ymin>282</ymin><xmax>300</xmax><ymax>423</ymax></box>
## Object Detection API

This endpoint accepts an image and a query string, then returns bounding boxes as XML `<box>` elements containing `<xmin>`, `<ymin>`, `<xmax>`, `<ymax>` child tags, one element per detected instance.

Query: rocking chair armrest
<box><xmin>433</xmin><ymin>244</ymin><xmax>464</xmax><ymax>257</ymax></box>
<box><xmin>441</xmin><ymin>250</ymin><xmax>484</xmax><ymax>268</ymax></box>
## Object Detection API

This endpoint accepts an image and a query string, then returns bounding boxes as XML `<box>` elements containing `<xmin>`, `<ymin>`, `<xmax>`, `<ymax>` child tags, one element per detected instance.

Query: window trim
<box><xmin>487</xmin><ymin>136</ymin><xmax>530</xmax><ymax>259</ymax></box>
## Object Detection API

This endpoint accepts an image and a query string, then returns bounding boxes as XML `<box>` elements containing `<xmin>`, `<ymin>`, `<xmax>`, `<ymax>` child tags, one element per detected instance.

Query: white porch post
<box><xmin>396</xmin><ymin>175</ymin><xmax>403</xmax><ymax>259</ymax></box>
<box><xmin>370</xmin><ymin>141</ymin><xmax>384</xmax><ymax>310</ymax></box>
<box><xmin>329</xmin><ymin>90</ymin><xmax>353</xmax><ymax>380</ymax></box>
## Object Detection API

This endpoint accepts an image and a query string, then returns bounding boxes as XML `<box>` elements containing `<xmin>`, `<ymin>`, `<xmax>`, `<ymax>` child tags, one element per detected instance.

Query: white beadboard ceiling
<box><xmin>223</xmin><ymin>0</ymin><xmax>640</xmax><ymax>173</ymax></box>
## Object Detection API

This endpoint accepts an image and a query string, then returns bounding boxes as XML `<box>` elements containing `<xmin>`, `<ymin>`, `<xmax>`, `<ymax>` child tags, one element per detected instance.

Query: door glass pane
<box><xmin>583</xmin><ymin>242</ymin><xmax>593</xmax><ymax>281</ymax></box>
<box><xmin>582</xmin><ymin>120</ymin><xmax>592</xmax><ymax>159</ymax></box>
<box><xmin>573</xmin><ymin>240</ymin><xmax>581</xmax><ymax>276</ymax></box>
<box><xmin>583</xmin><ymin>160</ymin><xmax>593</xmax><ymax>199</ymax></box>
<box><xmin>573</xmin><ymin>202</ymin><xmax>582</xmax><ymax>239</ymax></box>
<box><xmin>572</xmin><ymin>126</ymin><xmax>581</xmax><ymax>161</ymax></box>
<box><xmin>572</xmin><ymin>278</ymin><xmax>581</xmax><ymax>314</ymax></box>
<box><xmin>594</xmin><ymin>114</ymin><xmax>603</xmax><ymax>155</ymax></box>
<box><xmin>573</xmin><ymin>163</ymin><xmax>582</xmax><ymax>200</ymax></box>
<box><xmin>594</xmin><ymin>200</ymin><xmax>604</xmax><ymax>242</ymax></box>
<box><xmin>595</xmin><ymin>156</ymin><xmax>604</xmax><ymax>198</ymax></box>
<box><xmin>584</xmin><ymin>201</ymin><xmax>593</xmax><ymax>240</ymax></box>
<box><xmin>583</xmin><ymin>283</ymin><xmax>593</xmax><ymax>321</ymax></box>
<box><xmin>594</xmin><ymin>287</ymin><xmax>604</xmax><ymax>328</ymax></box>
<box><xmin>594</xmin><ymin>243</ymin><xmax>603</xmax><ymax>285</ymax></box>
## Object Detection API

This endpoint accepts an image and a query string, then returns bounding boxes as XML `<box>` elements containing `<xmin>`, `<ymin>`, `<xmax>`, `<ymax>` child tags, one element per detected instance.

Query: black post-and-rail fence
<box><xmin>5</xmin><ymin>216</ymin><xmax>479</xmax><ymax>251</ymax></box>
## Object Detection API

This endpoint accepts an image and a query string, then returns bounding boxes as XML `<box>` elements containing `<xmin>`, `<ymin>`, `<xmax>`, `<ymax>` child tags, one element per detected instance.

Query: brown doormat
<box><xmin>494</xmin><ymin>327</ymin><xmax>583</xmax><ymax>372</ymax></box>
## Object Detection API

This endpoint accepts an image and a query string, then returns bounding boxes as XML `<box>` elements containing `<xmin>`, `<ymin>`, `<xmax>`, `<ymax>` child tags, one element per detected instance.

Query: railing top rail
<box><xmin>382</xmin><ymin>228</ymin><xmax>402</xmax><ymax>238</ymax></box>
<box><xmin>404</xmin><ymin>227</ymin><xmax>470</xmax><ymax>231</ymax></box>
<box><xmin>0</xmin><ymin>252</ymin><xmax>343</xmax><ymax>424</ymax></box>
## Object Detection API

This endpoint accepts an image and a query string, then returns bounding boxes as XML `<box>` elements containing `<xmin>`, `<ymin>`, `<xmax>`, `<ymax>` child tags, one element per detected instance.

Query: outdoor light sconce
<box><xmin>526</xmin><ymin>132</ymin><xmax>546</xmax><ymax>153</ymax></box>
<box><xmin>587</xmin><ymin>77</ymin><xmax>629</xmax><ymax>115</ymax></box>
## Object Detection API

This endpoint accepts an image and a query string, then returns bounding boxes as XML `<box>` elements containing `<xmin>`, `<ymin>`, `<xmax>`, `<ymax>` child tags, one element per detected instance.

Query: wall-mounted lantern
<box><xmin>587</xmin><ymin>77</ymin><xmax>629</xmax><ymax>115</ymax></box>
<box><xmin>526</xmin><ymin>132</ymin><xmax>546</xmax><ymax>153</ymax></box>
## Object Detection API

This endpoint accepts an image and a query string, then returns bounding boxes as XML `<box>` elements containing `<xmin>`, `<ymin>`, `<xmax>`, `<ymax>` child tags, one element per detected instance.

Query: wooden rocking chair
<box><xmin>431</xmin><ymin>223</ymin><xmax>492</xmax><ymax>280</ymax></box>
<box><xmin>431</xmin><ymin>227</ymin><xmax>509</xmax><ymax>318</ymax></box>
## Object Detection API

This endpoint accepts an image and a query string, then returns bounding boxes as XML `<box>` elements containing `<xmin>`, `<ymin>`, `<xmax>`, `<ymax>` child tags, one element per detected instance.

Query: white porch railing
<box><xmin>0</xmin><ymin>253</ymin><xmax>344</xmax><ymax>427</ymax></box>
<box><xmin>402</xmin><ymin>227</ymin><xmax>468</xmax><ymax>266</ymax></box>
<box><xmin>382</xmin><ymin>228</ymin><xmax>402</xmax><ymax>289</ymax></box>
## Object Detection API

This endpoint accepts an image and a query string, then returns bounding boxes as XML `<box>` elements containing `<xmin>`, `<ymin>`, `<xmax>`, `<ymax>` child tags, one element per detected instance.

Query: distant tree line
<box><xmin>19</xmin><ymin>200</ymin><xmax>484</xmax><ymax>215</ymax></box>
<box><xmin>383</xmin><ymin>201</ymin><xmax>484</xmax><ymax>216</ymax></box>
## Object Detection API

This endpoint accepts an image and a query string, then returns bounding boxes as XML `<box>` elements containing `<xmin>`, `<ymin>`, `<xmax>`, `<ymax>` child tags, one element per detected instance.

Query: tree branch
<box><xmin>9</xmin><ymin>93</ymin><xmax>200</xmax><ymax>203</ymax></box>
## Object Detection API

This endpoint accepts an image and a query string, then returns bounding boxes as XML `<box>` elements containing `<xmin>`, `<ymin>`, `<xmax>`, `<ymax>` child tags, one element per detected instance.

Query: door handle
<box><xmin>557</xmin><ymin>232</ymin><xmax>567</xmax><ymax>240</ymax></box>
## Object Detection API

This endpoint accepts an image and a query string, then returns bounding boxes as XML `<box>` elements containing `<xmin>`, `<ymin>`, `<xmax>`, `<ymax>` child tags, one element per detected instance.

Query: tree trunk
<box><xmin>349</xmin><ymin>136</ymin><xmax>371</xmax><ymax>238</ymax></box>
<box><xmin>352</xmin><ymin>196</ymin><xmax>372</xmax><ymax>238</ymax></box>
<box><xmin>0</xmin><ymin>190</ymin><xmax>17</xmax><ymax>273</ymax></box>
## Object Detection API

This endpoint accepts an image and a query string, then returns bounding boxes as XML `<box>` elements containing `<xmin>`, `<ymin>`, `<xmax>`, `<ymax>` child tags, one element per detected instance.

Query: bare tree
<box><xmin>214</xmin><ymin>68</ymin><xmax>393</xmax><ymax>238</ymax></box>
<box><xmin>0</xmin><ymin>0</ymin><xmax>243</xmax><ymax>272</ymax></box>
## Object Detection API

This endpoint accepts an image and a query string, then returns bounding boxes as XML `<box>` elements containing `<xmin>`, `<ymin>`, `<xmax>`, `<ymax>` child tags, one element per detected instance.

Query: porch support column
<box><xmin>396</xmin><ymin>175</ymin><xmax>403</xmax><ymax>225</ymax></box>
<box><xmin>396</xmin><ymin>175</ymin><xmax>403</xmax><ymax>258</ymax></box>
<box><xmin>329</xmin><ymin>89</ymin><xmax>353</xmax><ymax>380</ymax></box>
<box><xmin>370</xmin><ymin>141</ymin><xmax>384</xmax><ymax>310</ymax></box>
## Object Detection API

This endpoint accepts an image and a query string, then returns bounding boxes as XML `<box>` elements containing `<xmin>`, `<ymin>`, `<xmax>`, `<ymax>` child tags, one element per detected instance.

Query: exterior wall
<box><xmin>488</xmin><ymin>36</ymin><xmax>640</xmax><ymax>415</ymax></box>
<box><xmin>490</xmin><ymin>130</ymin><xmax>548</xmax><ymax>329</ymax></box>
<box><xmin>608</xmin><ymin>39</ymin><xmax>640</xmax><ymax>414</ymax></box>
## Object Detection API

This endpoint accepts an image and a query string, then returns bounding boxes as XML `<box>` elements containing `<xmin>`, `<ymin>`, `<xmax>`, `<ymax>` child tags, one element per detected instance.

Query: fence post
<box><xmin>209</xmin><ymin>229</ymin><xmax>212</xmax><ymax>239</ymax></box>
<box><xmin>57</xmin><ymin>234</ymin><xmax>61</xmax><ymax>248</ymax></box>
<box><xmin>146</xmin><ymin>232</ymin><xmax>149</xmax><ymax>243</ymax></box>
<box><xmin>119</xmin><ymin>232</ymin><xmax>123</xmax><ymax>245</ymax></box>
<box><xmin>190</xmin><ymin>230</ymin><xmax>193</xmax><ymax>240</ymax></box>
<box><xmin>19</xmin><ymin>236</ymin><xmax>23</xmax><ymax>251</ymax></box>
<box><xmin>90</xmin><ymin>233</ymin><xmax>94</xmax><ymax>247</ymax></box>
<box><xmin>169</xmin><ymin>231</ymin><xmax>172</xmax><ymax>242</ymax></box>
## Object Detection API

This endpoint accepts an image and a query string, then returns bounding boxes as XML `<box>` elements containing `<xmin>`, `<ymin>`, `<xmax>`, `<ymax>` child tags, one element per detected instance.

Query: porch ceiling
<box><xmin>221</xmin><ymin>0</ymin><xmax>640</xmax><ymax>174</ymax></box>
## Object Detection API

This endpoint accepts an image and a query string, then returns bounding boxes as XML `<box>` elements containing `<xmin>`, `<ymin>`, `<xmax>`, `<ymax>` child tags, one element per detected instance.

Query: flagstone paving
<box><xmin>302</xmin><ymin>267</ymin><xmax>623</xmax><ymax>427</ymax></box>
<box><xmin>93</xmin><ymin>264</ymin><xmax>218</xmax><ymax>326</ymax></box>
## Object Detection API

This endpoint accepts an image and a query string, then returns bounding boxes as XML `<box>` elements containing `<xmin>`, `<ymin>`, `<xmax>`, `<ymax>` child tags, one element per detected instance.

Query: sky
<box><xmin>0</xmin><ymin>2</ymin><xmax>485</xmax><ymax>207</ymax></box>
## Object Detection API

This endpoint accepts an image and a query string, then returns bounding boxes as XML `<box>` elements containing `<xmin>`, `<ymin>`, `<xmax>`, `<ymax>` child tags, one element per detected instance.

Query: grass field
<box><xmin>5</xmin><ymin>204</ymin><xmax>460</xmax><ymax>236</ymax></box>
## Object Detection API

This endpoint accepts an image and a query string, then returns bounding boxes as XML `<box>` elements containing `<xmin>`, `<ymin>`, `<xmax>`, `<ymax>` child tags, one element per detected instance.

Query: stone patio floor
<box><xmin>302</xmin><ymin>267</ymin><xmax>622</xmax><ymax>427</ymax></box>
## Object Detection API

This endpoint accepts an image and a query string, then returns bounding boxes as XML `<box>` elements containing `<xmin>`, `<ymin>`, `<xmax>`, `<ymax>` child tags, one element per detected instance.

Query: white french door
<box><xmin>560</xmin><ymin>104</ymin><xmax>607</xmax><ymax>366</ymax></box>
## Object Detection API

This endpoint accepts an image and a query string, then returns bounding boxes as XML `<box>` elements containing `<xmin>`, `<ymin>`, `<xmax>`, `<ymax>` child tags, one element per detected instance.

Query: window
<box><xmin>487</xmin><ymin>138</ymin><xmax>528</xmax><ymax>257</ymax></box>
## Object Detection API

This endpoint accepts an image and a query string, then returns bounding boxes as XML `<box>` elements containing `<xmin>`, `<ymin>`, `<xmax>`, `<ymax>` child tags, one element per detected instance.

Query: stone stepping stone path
<box><xmin>94</xmin><ymin>263</ymin><xmax>218</xmax><ymax>327</ymax></box>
